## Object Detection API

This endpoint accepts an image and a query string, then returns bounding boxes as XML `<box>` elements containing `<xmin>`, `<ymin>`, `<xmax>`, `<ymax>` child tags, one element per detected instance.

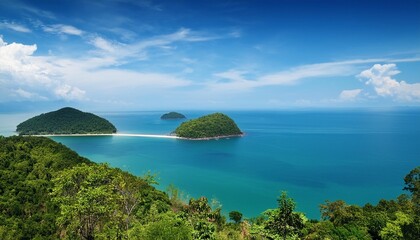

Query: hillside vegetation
<box><xmin>174</xmin><ymin>113</ymin><xmax>242</xmax><ymax>139</ymax></box>
<box><xmin>161</xmin><ymin>112</ymin><xmax>186</xmax><ymax>119</ymax></box>
<box><xmin>0</xmin><ymin>136</ymin><xmax>170</xmax><ymax>239</ymax></box>
<box><xmin>1</xmin><ymin>135</ymin><xmax>419</xmax><ymax>239</ymax></box>
<box><xmin>16</xmin><ymin>107</ymin><xmax>117</xmax><ymax>135</ymax></box>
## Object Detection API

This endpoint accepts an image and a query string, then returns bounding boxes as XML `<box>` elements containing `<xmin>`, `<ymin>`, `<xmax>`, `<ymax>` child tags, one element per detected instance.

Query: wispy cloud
<box><xmin>90</xmin><ymin>36</ymin><xmax>123</xmax><ymax>53</ymax></box>
<box><xmin>20</xmin><ymin>5</ymin><xmax>55</xmax><ymax>19</ymax></box>
<box><xmin>13</xmin><ymin>88</ymin><xmax>48</xmax><ymax>101</ymax></box>
<box><xmin>210</xmin><ymin>58</ymin><xmax>420</xmax><ymax>91</ymax></box>
<box><xmin>0</xmin><ymin>21</ymin><xmax>31</xmax><ymax>33</ymax></box>
<box><xmin>43</xmin><ymin>24</ymin><xmax>84</xmax><ymax>36</ymax></box>
<box><xmin>339</xmin><ymin>89</ymin><xmax>362</xmax><ymax>101</ymax></box>
<box><xmin>105</xmin><ymin>0</ymin><xmax>163</xmax><ymax>11</ymax></box>
<box><xmin>0</xmin><ymin>1</ymin><xmax>56</xmax><ymax>19</ymax></box>
<box><xmin>88</xmin><ymin>28</ymin><xmax>222</xmax><ymax>66</ymax></box>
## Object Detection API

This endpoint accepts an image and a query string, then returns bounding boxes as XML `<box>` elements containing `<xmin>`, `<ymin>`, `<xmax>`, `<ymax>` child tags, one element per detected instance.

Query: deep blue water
<box><xmin>1</xmin><ymin>110</ymin><xmax>419</xmax><ymax>219</ymax></box>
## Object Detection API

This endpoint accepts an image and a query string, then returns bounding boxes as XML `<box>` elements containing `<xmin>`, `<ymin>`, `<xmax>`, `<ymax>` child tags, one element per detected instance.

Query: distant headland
<box><xmin>173</xmin><ymin>113</ymin><xmax>243</xmax><ymax>140</ymax></box>
<box><xmin>161</xmin><ymin>112</ymin><xmax>186</xmax><ymax>120</ymax></box>
<box><xmin>16</xmin><ymin>107</ymin><xmax>117</xmax><ymax>135</ymax></box>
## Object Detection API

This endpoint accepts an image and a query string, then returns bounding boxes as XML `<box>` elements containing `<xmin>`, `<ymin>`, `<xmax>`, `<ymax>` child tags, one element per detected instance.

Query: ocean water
<box><xmin>1</xmin><ymin>110</ymin><xmax>419</xmax><ymax>219</ymax></box>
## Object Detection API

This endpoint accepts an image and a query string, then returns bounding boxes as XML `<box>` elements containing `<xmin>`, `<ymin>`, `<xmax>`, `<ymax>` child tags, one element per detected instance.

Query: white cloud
<box><xmin>43</xmin><ymin>24</ymin><xmax>84</xmax><ymax>36</ymax></box>
<box><xmin>358</xmin><ymin>64</ymin><xmax>420</xmax><ymax>102</ymax></box>
<box><xmin>359</xmin><ymin>64</ymin><xmax>400</xmax><ymax>96</ymax></box>
<box><xmin>54</xmin><ymin>84</ymin><xmax>86</xmax><ymax>100</ymax></box>
<box><xmin>339</xmin><ymin>89</ymin><xmax>362</xmax><ymax>101</ymax></box>
<box><xmin>0</xmin><ymin>36</ymin><xmax>193</xmax><ymax>104</ymax></box>
<box><xmin>0</xmin><ymin>36</ymin><xmax>86</xmax><ymax>101</ymax></box>
<box><xmin>0</xmin><ymin>21</ymin><xmax>31</xmax><ymax>33</ymax></box>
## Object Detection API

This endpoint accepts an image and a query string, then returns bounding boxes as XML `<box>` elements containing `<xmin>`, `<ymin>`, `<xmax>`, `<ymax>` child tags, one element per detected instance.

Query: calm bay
<box><xmin>1</xmin><ymin>109</ymin><xmax>419</xmax><ymax>219</ymax></box>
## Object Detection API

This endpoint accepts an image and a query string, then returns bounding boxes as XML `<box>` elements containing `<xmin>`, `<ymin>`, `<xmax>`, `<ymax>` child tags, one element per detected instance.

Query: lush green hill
<box><xmin>161</xmin><ymin>112</ymin><xmax>186</xmax><ymax>120</ymax></box>
<box><xmin>0</xmin><ymin>136</ymin><xmax>90</xmax><ymax>239</ymax></box>
<box><xmin>16</xmin><ymin>107</ymin><xmax>117</xmax><ymax>135</ymax></box>
<box><xmin>0</xmin><ymin>136</ymin><xmax>170</xmax><ymax>239</ymax></box>
<box><xmin>174</xmin><ymin>113</ymin><xmax>242</xmax><ymax>139</ymax></box>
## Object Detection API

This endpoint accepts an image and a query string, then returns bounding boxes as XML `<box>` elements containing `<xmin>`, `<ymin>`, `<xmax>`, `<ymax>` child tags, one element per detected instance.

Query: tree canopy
<box><xmin>174</xmin><ymin>113</ymin><xmax>242</xmax><ymax>139</ymax></box>
<box><xmin>160</xmin><ymin>112</ymin><xmax>186</xmax><ymax>120</ymax></box>
<box><xmin>16</xmin><ymin>107</ymin><xmax>117</xmax><ymax>135</ymax></box>
<box><xmin>0</xmin><ymin>136</ymin><xmax>168</xmax><ymax>240</ymax></box>
<box><xmin>0</xmin><ymin>136</ymin><xmax>90</xmax><ymax>239</ymax></box>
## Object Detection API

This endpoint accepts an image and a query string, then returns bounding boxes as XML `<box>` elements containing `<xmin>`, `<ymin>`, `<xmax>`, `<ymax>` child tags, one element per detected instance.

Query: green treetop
<box><xmin>161</xmin><ymin>112</ymin><xmax>186</xmax><ymax>120</ymax></box>
<box><xmin>16</xmin><ymin>107</ymin><xmax>117</xmax><ymax>135</ymax></box>
<box><xmin>174</xmin><ymin>113</ymin><xmax>242</xmax><ymax>139</ymax></box>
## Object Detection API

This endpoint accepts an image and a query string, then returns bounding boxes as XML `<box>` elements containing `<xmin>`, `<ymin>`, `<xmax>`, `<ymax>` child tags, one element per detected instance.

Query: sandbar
<box><xmin>34</xmin><ymin>133</ymin><xmax>180</xmax><ymax>139</ymax></box>
<box><xmin>30</xmin><ymin>133</ymin><xmax>244</xmax><ymax>140</ymax></box>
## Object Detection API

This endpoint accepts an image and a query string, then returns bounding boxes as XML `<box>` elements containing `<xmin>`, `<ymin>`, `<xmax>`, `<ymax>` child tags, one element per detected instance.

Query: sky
<box><xmin>0</xmin><ymin>0</ymin><xmax>419</xmax><ymax>112</ymax></box>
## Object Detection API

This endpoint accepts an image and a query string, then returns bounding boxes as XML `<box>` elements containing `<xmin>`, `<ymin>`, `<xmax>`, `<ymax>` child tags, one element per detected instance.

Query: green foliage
<box><xmin>0</xmin><ymin>136</ymin><xmax>90</xmax><ymax>239</ymax></box>
<box><xmin>161</xmin><ymin>112</ymin><xmax>186</xmax><ymax>119</ymax></box>
<box><xmin>51</xmin><ymin>163</ymin><xmax>121</xmax><ymax>239</ymax></box>
<box><xmin>174</xmin><ymin>113</ymin><xmax>242</xmax><ymax>138</ymax></box>
<box><xmin>16</xmin><ymin>107</ymin><xmax>117</xmax><ymax>135</ymax></box>
<box><xmin>404</xmin><ymin>166</ymin><xmax>420</xmax><ymax>210</ymax></box>
<box><xmin>229</xmin><ymin>210</ymin><xmax>243</xmax><ymax>224</ymax></box>
<box><xmin>268</xmin><ymin>192</ymin><xmax>305</xmax><ymax>239</ymax></box>
<box><xmin>380</xmin><ymin>211</ymin><xmax>412</xmax><ymax>240</ymax></box>
<box><xmin>320</xmin><ymin>200</ymin><xmax>365</xmax><ymax>226</ymax></box>
<box><xmin>138</xmin><ymin>211</ymin><xmax>193</xmax><ymax>239</ymax></box>
<box><xmin>179</xmin><ymin>196</ymin><xmax>227</xmax><ymax>239</ymax></box>
<box><xmin>251</xmin><ymin>192</ymin><xmax>305</xmax><ymax>240</ymax></box>
<box><xmin>51</xmin><ymin>163</ymin><xmax>171</xmax><ymax>239</ymax></box>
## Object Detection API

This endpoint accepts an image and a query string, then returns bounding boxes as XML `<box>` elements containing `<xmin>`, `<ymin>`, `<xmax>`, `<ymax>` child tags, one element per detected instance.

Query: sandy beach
<box><xmin>31</xmin><ymin>133</ymin><xmax>244</xmax><ymax>140</ymax></box>
<box><xmin>35</xmin><ymin>133</ymin><xmax>180</xmax><ymax>139</ymax></box>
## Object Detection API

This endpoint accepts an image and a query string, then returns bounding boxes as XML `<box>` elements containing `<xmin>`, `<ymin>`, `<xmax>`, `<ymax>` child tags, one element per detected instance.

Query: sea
<box><xmin>1</xmin><ymin>109</ymin><xmax>419</xmax><ymax>219</ymax></box>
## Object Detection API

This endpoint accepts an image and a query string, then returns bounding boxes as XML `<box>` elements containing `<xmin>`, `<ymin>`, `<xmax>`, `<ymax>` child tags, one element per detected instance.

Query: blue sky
<box><xmin>0</xmin><ymin>0</ymin><xmax>419</xmax><ymax>111</ymax></box>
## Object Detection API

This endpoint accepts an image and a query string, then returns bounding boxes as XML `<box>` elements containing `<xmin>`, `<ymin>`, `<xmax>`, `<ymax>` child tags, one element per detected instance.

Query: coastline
<box><xmin>30</xmin><ymin>133</ymin><xmax>180</xmax><ymax>139</ymax></box>
<box><xmin>177</xmin><ymin>133</ymin><xmax>244</xmax><ymax>141</ymax></box>
<box><xmin>26</xmin><ymin>133</ymin><xmax>244</xmax><ymax>140</ymax></box>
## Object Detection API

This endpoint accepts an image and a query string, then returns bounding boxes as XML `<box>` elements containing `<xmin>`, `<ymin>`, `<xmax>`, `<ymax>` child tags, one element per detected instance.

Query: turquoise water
<box><xmin>2</xmin><ymin>110</ymin><xmax>419</xmax><ymax>219</ymax></box>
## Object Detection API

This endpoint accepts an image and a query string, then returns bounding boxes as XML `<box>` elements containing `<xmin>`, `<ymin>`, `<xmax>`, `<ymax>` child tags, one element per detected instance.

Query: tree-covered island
<box><xmin>160</xmin><ymin>112</ymin><xmax>186</xmax><ymax>120</ymax></box>
<box><xmin>16</xmin><ymin>107</ymin><xmax>117</xmax><ymax>135</ymax></box>
<box><xmin>174</xmin><ymin>113</ymin><xmax>243</xmax><ymax>139</ymax></box>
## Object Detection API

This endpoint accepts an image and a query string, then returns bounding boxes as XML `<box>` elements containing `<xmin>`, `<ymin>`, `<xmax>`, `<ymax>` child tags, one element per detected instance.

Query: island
<box><xmin>16</xmin><ymin>107</ymin><xmax>117</xmax><ymax>135</ymax></box>
<box><xmin>161</xmin><ymin>112</ymin><xmax>186</xmax><ymax>120</ymax></box>
<box><xmin>173</xmin><ymin>113</ymin><xmax>243</xmax><ymax>139</ymax></box>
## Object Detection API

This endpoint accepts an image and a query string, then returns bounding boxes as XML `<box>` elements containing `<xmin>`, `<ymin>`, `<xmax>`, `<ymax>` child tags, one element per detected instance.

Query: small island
<box><xmin>16</xmin><ymin>107</ymin><xmax>117</xmax><ymax>135</ymax></box>
<box><xmin>161</xmin><ymin>112</ymin><xmax>186</xmax><ymax>120</ymax></box>
<box><xmin>173</xmin><ymin>113</ymin><xmax>243</xmax><ymax>140</ymax></box>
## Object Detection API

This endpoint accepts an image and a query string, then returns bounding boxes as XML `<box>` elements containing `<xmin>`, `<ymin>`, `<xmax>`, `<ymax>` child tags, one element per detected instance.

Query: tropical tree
<box><xmin>263</xmin><ymin>192</ymin><xmax>305</xmax><ymax>240</ymax></box>
<box><xmin>229</xmin><ymin>211</ymin><xmax>243</xmax><ymax>224</ymax></box>
<box><xmin>402</xmin><ymin>166</ymin><xmax>420</xmax><ymax>239</ymax></box>
<box><xmin>51</xmin><ymin>164</ymin><xmax>122</xmax><ymax>239</ymax></box>
<box><xmin>320</xmin><ymin>200</ymin><xmax>364</xmax><ymax>226</ymax></box>
<box><xmin>380</xmin><ymin>211</ymin><xmax>413</xmax><ymax>240</ymax></box>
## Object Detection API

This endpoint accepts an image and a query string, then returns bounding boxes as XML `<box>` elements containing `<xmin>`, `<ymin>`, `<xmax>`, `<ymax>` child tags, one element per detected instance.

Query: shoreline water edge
<box><xmin>24</xmin><ymin>133</ymin><xmax>245</xmax><ymax>141</ymax></box>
